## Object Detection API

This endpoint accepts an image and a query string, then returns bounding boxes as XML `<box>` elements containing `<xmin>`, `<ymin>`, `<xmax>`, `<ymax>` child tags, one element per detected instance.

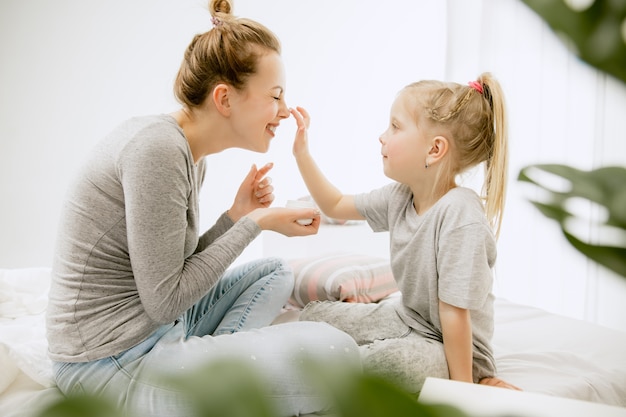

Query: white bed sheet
<box><xmin>1</xmin><ymin>267</ymin><xmax>625</xmax><ymax>417</ymax></box>
<box><xmin>0</xmin><ymin>268</ymin><xmax>61</xmax><ymax>417</ymax></box>
<box><xmin>492</xmin><ymin>297</ymin><xmax>626</xmax><ymax>405</ymax></box>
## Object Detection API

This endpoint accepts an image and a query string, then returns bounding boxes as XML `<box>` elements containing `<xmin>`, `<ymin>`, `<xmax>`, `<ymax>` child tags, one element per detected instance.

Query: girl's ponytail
<box><xmin>478</xmin><ymin>73</ymin><xmax>508</xmax><ymax>239</ymax></box>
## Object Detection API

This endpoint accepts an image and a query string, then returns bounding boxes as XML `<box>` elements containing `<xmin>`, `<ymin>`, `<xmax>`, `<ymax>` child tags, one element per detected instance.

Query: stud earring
<box><xmin>425</xmin><ymin>162</ymin><xmax>429</xmax><ymax>169</ymax></box>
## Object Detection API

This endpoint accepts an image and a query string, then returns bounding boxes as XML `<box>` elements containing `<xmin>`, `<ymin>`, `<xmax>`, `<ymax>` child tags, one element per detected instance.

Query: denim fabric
<box><xmin>53</xmin><ymin>258</ymin><xmax>361</xmax><ymax>417</ymax></box>
<box><xmin>182</xmin><ymin>257</ymin><xmax>294</xmax><ymax>337</ymax></box>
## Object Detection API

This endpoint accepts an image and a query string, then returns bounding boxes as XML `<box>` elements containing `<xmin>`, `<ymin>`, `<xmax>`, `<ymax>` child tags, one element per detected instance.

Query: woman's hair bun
<box><xmin>209</xmin><ymin>0</ymin><xmax>232</xmax><ymax>16</ymax></box>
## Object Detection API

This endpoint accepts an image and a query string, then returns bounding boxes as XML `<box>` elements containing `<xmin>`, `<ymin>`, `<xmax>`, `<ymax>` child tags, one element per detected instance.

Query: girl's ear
<box><xmin>426</xmin><ymin>135</ymin><xmax>450</xmax><ymax>166</ymax></box>
<box><xmin>212</xmin><ymin>83</ymin><xmax>231</xmax><ymax>116</ymax></box>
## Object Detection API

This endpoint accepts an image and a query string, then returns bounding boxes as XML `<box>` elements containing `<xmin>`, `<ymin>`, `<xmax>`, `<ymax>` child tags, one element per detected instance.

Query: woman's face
<box><xmin>228</xmin><ymin>51</ymin><xmax>290</xmax><ymax>153</ymax></box>
<box><xmin>378</xmin><ymin>93</ymin><xmax>428</xmax><ymax>184</ymax></box>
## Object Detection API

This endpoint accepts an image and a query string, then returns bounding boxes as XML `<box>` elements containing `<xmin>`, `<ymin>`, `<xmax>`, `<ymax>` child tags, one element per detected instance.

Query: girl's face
<box><xmin>229</xmin><ymin>51</ymin><xmax>290</xmax><ymax>153</ymax></box>
<box><xmin>379</xmin><ymin>93</ymin><xmax>428</xmax><ymax>184</ymax></box>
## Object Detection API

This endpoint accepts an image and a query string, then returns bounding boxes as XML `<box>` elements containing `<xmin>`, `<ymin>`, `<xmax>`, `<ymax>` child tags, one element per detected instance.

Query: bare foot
<box><xmin>479</xmin><ymin>376</ymin><xmax>522</xmax><ymax>391</ymax></box>
<box><xmin>271</xmin><ymin>309</ymin><xmax>301</xmax><ymax>325</ymax></box>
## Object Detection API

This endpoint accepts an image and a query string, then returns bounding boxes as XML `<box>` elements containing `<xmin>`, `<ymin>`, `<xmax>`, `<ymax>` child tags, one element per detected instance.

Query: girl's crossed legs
<box><xmin>300</xmin><ymin>300</ymin><xmax>449</xmax><ymax>394</ymax></box>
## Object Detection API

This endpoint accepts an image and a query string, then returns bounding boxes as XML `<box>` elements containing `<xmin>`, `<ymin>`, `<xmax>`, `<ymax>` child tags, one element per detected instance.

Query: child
<box><xmin>290</xmin><ymin>73</ymin><xmax>520</xmax><ymax>393</ymax></box>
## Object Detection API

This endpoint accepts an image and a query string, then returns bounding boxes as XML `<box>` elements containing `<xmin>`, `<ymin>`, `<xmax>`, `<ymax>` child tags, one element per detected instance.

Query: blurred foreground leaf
<box><xmin>36</xmin><ymin>357</ymin><xmax>476</xmax><ymax>417</ymax></box>
<box><xmin>521</xmin><ymin>0</ymin><xmax>626</xmax><ymax>84</ymax></box>
<box><xmin>300</xmin><ymin>357</ymin><xmax>471</xmax><ymax>417</ymax></box>
<box><xmin>518</xmin><ymin>164</ymin><xmax>626</xmax><ymax>277</ymax></box>
<box><xmin>37</xmin><ymin>395</ymin><xmax>124</xmax><ymax>417</ymax></box>
<box><xmin>164</xmin><ymin>359</ymin><xmax>278</xmax><ymax>417</ymax></box>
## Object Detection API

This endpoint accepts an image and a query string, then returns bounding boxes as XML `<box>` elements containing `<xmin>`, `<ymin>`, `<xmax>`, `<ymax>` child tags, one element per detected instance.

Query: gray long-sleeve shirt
<box><xmin>46</xmin><ymin>114</ymin><xmax>261</xmax><ymax>362</ymax></box>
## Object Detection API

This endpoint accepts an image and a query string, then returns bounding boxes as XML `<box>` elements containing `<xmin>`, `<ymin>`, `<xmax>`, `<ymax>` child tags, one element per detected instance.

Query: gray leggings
<box><xmin>300</xmin><ymin>300</ymin><xmax>449</xmax><ymax>394</ymax></box>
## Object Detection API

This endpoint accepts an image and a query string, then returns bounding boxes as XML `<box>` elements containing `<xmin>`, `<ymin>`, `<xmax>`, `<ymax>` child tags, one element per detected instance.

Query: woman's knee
<box><xmin>272</xmin><ymin>321</ymin><xmax>360</xmax><ymax>366</ymax></box>
<box><xmin>262</xmin><ymin>257</ymin><xmax>294</xmax><ymax>298</ymax></box>
<box><xmin>228</xmin><ymin>257</ymin><xmax>294</xmax><ymax>300</ymax></box>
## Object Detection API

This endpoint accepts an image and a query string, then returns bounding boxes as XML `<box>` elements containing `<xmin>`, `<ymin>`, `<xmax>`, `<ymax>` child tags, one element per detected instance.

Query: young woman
<box><xmin>46</xmin><ymin>1</ymin><xmax>359</xmax><ymax>416</ymax></box>
<box><xmin>290</xmin><ymin>74</ymin><xmax>520</xmax><ymax>393</ymax></box>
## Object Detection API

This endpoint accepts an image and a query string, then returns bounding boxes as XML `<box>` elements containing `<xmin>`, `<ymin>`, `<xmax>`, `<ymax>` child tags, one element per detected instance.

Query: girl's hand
<box><xmin>290</xmin><ymin>106</ymin><xmax>311</xmax><ymax>158</ymax></box>
<box><xmin>228</xmin><ymin>163</ymin><xmax>275</xmax><ymax>222</ymax></box>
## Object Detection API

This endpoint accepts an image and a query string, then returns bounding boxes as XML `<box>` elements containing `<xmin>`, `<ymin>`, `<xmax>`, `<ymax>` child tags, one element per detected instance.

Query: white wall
<box><xmin>0</xmin><ymin>0</ymin><xmax>211</xmax><ymax>266</ymax></box>
<box><xmin>0</xmin><ymin>0</ymin><xmax>444</xmax><ymax>267</ymax></box>
<box><xmin>1</xmin><ymin>0</ymin><xmax>625</xmax><ymax>331</ymax></box>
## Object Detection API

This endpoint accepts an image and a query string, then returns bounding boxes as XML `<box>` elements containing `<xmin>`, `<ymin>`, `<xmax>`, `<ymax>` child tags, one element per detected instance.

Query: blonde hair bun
<box><xmin>209</xmin><ymin>0</ymin><xmax>233</xmax><ymax>16</ymax></box>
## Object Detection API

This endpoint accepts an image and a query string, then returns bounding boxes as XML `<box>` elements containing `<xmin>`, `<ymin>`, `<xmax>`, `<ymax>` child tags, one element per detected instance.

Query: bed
<box><xmin>1</xmin><ymin>257</ymin><xmax>626</xmax><ymax>417</ymax></box>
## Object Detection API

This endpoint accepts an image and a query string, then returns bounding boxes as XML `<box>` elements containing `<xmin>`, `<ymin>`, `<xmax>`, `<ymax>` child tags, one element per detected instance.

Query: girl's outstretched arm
<box><xmin>290</xmin><ymin>106</ymin><xmax>364</xmax><ymax>221</ymax></box>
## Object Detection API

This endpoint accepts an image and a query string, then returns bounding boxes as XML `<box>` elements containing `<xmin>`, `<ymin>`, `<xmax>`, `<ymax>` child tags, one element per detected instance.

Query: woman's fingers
<box><xmin>252</xmin><ymin>163</ymin><xmax>274</xmax><ymax>205</ymax></box>
<box><xmin>256</xmin><ymin>185</ymin><xmax>274</xmax><ymax>204</ymax></box>
<box><xmin>254</xmin><ymin>162</ymin><xmax>274</xmax><ymax>182</ymax></box>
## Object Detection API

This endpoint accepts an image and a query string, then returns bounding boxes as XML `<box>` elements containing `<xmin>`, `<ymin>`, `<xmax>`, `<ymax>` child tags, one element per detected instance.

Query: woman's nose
<box><xmin>278</xmin><ymin>100</ymin><xmax>290</xmax><ymax>119</ymax></box>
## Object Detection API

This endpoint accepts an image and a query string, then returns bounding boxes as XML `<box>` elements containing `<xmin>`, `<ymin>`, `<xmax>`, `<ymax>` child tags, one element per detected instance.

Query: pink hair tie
<box><xmin>211</xmin><ymin>16</ymin><xmax>223</xmax><ymax>27</ymax></box>
<box><xmin>468</xmin><ymin>81</ymin><xmax>483</xmax><ymax>94</ymax></box>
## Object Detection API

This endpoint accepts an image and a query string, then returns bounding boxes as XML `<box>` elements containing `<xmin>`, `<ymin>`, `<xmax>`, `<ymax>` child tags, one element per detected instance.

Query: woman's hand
<box><xmin>228</xmin><ymin>163</ymin><xmax>275</xmax><ymax>222</ymax></box>
<box><xmin>290</xmin><ymin>106</ymin><xmax>311</xmax><ymax>158</ymax></box>
<box><xmin>246</xmin><ymin>207</ymin><xmax>321</xmax><ymax>237</ymax></box>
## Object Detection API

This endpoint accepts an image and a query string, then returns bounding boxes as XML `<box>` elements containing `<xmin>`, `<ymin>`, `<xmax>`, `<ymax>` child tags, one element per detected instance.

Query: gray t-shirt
<box><xmin>355</xmin><ymin>183</ymin><xmax>496</xmax><ymax>373</ymax></box>
<box><xmin>46</xmin><ymin>114</ymin><xmax>261</xmax><ymax>362</ymax></box>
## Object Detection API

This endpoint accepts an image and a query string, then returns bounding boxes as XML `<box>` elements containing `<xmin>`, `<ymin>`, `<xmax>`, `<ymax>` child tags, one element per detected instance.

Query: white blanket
<box><xmin>1</xmin><ymin>267</ymin><xmax>625</xmax><ymax>417</ymax></box>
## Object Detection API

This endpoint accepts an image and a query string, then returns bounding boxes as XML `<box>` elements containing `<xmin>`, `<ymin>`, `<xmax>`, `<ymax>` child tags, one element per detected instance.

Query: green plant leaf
<box><xmin>163</xmin><ymin>359</ymin><xmax>278</xmax><ymax>417</ymax></box>
<box><xmin>528</xmin><ymin>201</ymin><xmax>572</xmax><ymax>223</ymax></box>
<box><xmin>37</xmin><ymin>395</ymin><xmax>125</xmax><ymax>417</ymax></box>
<box><xmin>564</xmin><ymin>230</ymin><xmax>626</xmax><ymax>277</ymax></box>
<box><xmin>518</xmin><ymin>164</ymin><xmax>626</xmax><ymax>278</ymax></box>
<box><xmin>299</xmin><ymin>357</ymin><xmax>470</xmax><ymax>417</ymax></box>
<box><xmin>525</xmin><ymin>165</ymin><xmax>626</xmax><ymax>227</ymax></box>
<box><xmin>521</xmin><ymin>0</ymin><xmax>626</xmax><ymax>84</ymax></box>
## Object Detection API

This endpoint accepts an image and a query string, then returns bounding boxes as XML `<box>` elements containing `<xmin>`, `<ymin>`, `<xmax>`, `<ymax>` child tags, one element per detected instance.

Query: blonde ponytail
<box><xmin>479</xmin><ymin>73</ymin><xmax>508</xmax><ymax>239</ymax></box>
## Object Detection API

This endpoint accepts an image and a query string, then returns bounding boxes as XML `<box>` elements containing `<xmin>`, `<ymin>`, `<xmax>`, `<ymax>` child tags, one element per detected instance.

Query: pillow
<box><xmin>289</xmin><ymin>253</ymin><xmax>398</xmax><ymax>308</ymax></box>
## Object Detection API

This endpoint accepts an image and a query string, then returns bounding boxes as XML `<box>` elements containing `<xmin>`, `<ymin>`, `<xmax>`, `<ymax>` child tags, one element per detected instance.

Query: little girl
<box><xmin>290</xmin><ymin>73</ymin><xmax>520</xmax><ymax>393</ymax></box>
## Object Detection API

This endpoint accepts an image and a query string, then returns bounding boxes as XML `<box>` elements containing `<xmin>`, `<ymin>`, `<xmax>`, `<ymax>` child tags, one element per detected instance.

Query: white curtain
<box><xmin>446</xmin><ymin>0</ymin><xmax>626</xmax><ymax>331</ymax></box>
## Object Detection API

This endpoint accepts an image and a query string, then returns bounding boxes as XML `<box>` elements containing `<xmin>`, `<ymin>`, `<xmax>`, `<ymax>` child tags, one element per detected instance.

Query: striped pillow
<box><xmin>288</xmin><ymin>253</ymin><xmax>398</xmax><ymax>308</ymax></box>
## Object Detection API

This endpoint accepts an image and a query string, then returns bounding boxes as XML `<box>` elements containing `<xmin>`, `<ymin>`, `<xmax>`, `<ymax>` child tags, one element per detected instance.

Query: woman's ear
<box><xmin>212</xmin><ymin>83</ymin><xmax>231</xmax><ymax>116</ymax></box>
<box><xmin>426</xmin><ymin>135</ymin><xmax>450</xmax><ymax>166</ymax></box>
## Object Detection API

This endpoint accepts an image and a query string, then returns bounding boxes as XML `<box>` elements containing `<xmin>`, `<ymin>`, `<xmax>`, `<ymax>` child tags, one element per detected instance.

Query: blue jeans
<box><xmin>53</xmin><ymin>257</ymin><xmax>360</xmax><ymax>417</ymax></box>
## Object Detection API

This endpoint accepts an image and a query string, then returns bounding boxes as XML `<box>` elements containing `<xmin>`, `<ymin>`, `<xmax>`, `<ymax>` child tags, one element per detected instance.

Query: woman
<box><xmin>46</xmin><ymin>1</ymin><xmax>359</xmax><ymax>416</ymax></box>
